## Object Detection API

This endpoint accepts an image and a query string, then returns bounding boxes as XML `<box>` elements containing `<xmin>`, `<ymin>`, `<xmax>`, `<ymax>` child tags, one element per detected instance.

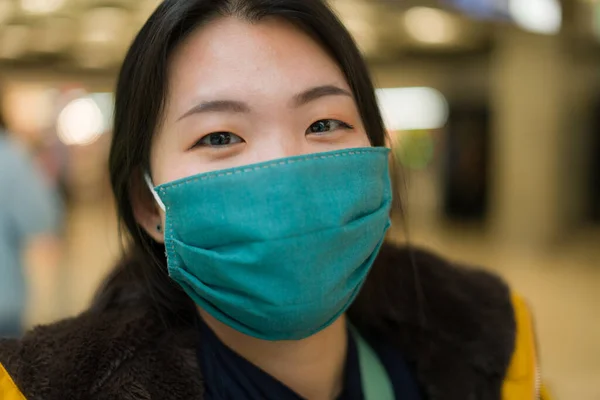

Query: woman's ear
<box><xmin>130</xmin><ymin>169</ymin><xmax>165</xmax><ymax>243</ymax></box>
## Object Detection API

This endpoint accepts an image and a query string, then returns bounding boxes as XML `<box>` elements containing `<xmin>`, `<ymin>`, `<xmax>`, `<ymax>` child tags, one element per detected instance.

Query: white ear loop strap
<box><xmin>144</xmin><ymin>172</ymin><xmax>166</xmax><ymax>212</ymax></box>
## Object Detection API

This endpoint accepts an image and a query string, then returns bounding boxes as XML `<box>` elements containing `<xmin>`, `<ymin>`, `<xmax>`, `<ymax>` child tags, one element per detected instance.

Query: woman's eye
<box><xmin>192</xmin><ymin>132</ymin><xmax>244</xmax><ymax>149</ymax></box>
<box><xmin>307</xmin><ymin>119</ymin><xmax>353</xmax><ymax>135</ymax></box>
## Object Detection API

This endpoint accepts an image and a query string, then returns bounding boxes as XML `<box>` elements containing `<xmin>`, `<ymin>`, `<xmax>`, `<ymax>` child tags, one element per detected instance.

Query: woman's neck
<box><xmin>199</xmin><ymin>310</ymin><xmax>348</xmax><ymax>400</ymax></box>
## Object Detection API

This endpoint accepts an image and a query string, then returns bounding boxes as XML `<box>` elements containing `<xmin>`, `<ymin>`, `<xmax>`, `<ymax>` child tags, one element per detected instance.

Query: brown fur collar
<box><xmin>0</xmin><ymin>244</ymin><xmax>515</xmax><ymax>400</ymax></box>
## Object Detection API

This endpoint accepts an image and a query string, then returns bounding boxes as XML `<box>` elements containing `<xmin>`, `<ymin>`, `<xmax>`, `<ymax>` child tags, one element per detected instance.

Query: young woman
<box><xmin>0</xmin><ymin>1</ymin><xmax>550</xmax><ymax>399</ymax></box>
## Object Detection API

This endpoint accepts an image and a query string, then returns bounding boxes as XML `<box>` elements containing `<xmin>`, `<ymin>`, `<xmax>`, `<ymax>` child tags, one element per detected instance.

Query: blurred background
<box><xmin>0</xmin><ymin>0</ymin><xmax>598</xmax><ymax>398</ymax></box>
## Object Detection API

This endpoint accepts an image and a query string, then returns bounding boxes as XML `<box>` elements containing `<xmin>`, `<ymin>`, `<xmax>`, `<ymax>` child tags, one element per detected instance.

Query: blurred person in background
<box><xmin>0</xmin><ymin>114</ymin><xmax>62</xmax><ymax>338</ymax></box>
<box><xmin>0</xmin><ymin>1</ymin><xmax>550</xmax><ymax>399</ymax></box>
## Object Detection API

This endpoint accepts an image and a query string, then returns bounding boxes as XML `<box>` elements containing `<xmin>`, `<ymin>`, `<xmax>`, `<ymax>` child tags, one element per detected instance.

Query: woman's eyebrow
<box><xmin>292</xmin><ymin>84</ymin><xmax>352</xmax><ymax>107</ymax></box>
<box><xmin>178</xmin><ymin>100</ymin><xmax>250</xmax><ymax>121</ymax></box>
<box><xmin>178</xmin><ymin>84</ymin><xmax>352</xmax><ymax>122</ymax></box>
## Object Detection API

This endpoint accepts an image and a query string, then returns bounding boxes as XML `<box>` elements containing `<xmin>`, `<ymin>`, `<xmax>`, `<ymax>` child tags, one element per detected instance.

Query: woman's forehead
<box><xmin>166</xmin><ymin>17</ymin><xmax>350</xmax><ymax>112</ymax></box>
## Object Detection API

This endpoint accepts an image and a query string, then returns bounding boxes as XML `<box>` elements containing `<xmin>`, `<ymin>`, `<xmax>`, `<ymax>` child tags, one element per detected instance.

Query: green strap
<box><xmin>352</xmin><ymin>328</ymin><xmax>395</xmax><ymax>400</ymax></box>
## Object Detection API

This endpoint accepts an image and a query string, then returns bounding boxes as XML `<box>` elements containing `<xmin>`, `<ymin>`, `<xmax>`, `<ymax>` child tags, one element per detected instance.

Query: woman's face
<box><xmin>140</xmin><ymin>17</ymin><xmax>370</xmax><ymax>240</ymax></box>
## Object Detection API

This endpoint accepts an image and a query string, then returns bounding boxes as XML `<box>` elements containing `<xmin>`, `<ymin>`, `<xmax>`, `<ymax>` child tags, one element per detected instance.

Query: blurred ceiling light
<box><xmin>508</xmin><ymin>0</ymin><xmax>561</xmax><ymax>35</ymax></box>
<box><xmin>80</xmin><ymin>7</ymin><xmax>130</xmax><ymax>45</ymax></box>
<box><xmin>57</xmin><ymin>97</ymin><xmax>105</xmax><ymax>146</ymax></box>
<box><xmin>341</xmin><ymin>17</ymin><xmax>378</xmax><ymax>55</ymax></box>
<box><xmin>0</xmin><ymin>0</ymin><xmax>15</xmax><ymax>25</ymax></box>
<box><xmin>76</xmin><ymin>7</ymin><xmax>132</xmax><ymax>68</ymax></box>
<box><xmin>376</xmin><ymin>87</ymin><xmax>449</xmax><ymax>131</ymax></box>
<box><xmin>0</xmin><ymin>24</ymin><xmax>30</xmax><ymax>59</ymax></box>
<box><xmin>329</xmin><ymin>0</ymin><xmax>380</xmax><ymax>56</ymax></box>
<box><xmin>20</xmin><ymin>0</ymin><xmax>65</xmax><ymax>14</ymax></box>
<box><xmin>404</xmin><ymin>7</ymin><xmax>460</xmax><ymax>45</ymax></box>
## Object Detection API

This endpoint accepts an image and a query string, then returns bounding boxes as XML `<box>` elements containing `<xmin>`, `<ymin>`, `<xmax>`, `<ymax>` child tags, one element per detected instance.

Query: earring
<box><xmin>156</xmin><ymin>224</ymin><xmax>162</xmax><ymax>232</ymax></box>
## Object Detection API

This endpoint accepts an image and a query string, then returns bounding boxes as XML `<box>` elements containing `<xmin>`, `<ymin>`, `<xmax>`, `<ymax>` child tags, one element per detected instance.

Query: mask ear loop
<box><xmin>144</xmin><ymin>172</ymin><xmax>166</xmax><ymax>212</ymax></box>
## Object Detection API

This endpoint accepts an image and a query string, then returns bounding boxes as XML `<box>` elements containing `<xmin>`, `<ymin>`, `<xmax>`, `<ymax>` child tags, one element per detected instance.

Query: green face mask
<box><xmin>147</xmin><ymin>147</ymin><xmax>392</xmax><ymax>341</ymax></box>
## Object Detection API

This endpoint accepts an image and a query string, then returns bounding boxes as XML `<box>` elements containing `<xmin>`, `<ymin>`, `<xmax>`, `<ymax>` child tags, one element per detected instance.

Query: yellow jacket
<box><xmin>503</xmin><ymin>294</ymin><xmax>552</xmax><ymax>400</ymax></box>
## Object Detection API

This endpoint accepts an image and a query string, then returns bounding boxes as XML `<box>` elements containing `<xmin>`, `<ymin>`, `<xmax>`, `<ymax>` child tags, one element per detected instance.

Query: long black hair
<box><xmin>94</xmin><ymin>0</ymin><xmax>395</xmax><ymax>326</ymax></box>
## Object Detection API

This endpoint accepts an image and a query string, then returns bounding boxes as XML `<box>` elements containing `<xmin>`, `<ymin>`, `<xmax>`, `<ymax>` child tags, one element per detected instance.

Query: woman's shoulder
<box><xmin>352</xmin><ymin>243</ymin><xmax>518</xmax><ymax>396</ymax></box>
<box><xmin>0</xmin><ymin>305</ymin><xmax>202</xmax><ymax>400</ymax></box>
<box><xmin>389</xmin><ymin>242</ymin><xmax>524</xmax><ymax>352</ymax></box>
<box><xmin>356</xmin><ymin>242</ymin><xmax>549</xmax><ymax>399</ymax></box>
<box><xmin>377</xmin><ymin>242</ymin><xmax>520</xmax><ymax>366</ymax></box>
<box><xmin>377</xmin><ymin>241</ymin><xmax>509</xmax><ymax>291</ymax></box>
<box><xmin>366</xmin><ymin>242</ymin><xmax>515</xmax><ymax>328</ymax></box>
